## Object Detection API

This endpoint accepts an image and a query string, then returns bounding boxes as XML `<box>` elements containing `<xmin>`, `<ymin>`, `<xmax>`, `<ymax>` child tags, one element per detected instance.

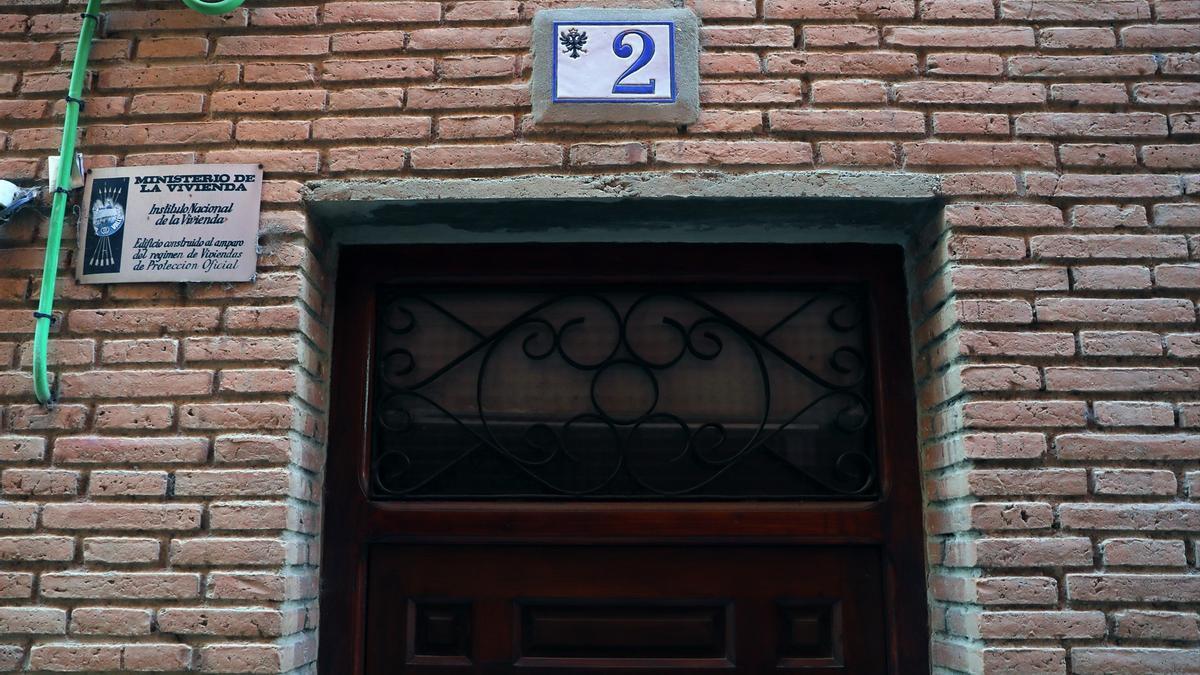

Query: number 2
<box><xmin>611</xmin><ymin>30</ymin><xmax>656</xmax><ymax>95</ymax></box>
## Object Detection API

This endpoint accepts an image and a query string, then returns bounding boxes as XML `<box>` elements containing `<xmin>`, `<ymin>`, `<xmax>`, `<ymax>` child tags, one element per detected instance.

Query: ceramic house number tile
<box><xmin>532</xmin><ymin>8</ymin><xmax>700</xmax><ymax>124</ymax></box>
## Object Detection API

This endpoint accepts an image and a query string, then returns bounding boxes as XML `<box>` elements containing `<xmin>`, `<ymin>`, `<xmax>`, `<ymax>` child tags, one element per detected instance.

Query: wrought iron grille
<box><xmin>371</xmin><ymin>287</ymin><xmax>878</xmax><ymax>499</ymax></box>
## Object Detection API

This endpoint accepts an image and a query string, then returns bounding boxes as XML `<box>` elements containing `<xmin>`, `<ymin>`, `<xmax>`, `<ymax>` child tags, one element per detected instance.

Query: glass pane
<box><xmin>372</xmin><ymin>287</ymin><xmax>877</xmax><ymax>499</ymax></box>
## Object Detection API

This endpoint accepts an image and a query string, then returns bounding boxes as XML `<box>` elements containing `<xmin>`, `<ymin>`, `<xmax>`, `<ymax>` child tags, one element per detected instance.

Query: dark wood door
<box><xmin>321</xmin><ymin>245</ymin><xmax>927</xmax><ymax>675</ymax></box>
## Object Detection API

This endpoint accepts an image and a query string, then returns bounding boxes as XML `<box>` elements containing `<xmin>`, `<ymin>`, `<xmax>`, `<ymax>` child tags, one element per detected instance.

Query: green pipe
<box><xmin>181</xmin><ymin>0</ymin><xmax>247</xmax><ymax>15</ymax></box>
<box><xmin>32</xmin><ymin>0</ymin><xmax>245</xmax><ymax>404</ymax></box>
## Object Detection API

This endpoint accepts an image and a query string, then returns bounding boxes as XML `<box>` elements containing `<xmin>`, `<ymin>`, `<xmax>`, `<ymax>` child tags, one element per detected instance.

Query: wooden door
<box><xmin>321</xmin><ymin>244</ymin><xmax>927</xmax><ymax>674</ymax></box>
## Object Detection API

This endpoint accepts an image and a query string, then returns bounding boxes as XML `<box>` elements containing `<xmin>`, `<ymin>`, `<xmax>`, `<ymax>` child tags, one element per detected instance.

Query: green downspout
<box><xmin>32</xmin><ymin>0</ymin><xmax>245</xmax><ymax>404</ymax></box>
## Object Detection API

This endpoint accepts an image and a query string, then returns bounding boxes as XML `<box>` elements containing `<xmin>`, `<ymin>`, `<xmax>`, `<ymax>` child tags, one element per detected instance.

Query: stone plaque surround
<box><xmin>531</xmin><ymin>8</ymin><xmax>701</xmax><ymax>125</ymax></box>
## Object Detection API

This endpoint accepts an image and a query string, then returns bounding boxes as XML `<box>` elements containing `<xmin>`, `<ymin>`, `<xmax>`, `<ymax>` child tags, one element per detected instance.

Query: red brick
<box><xmin>952</xmin><ymin>266</ymin><xmax>1067</xmax><ymax>292</ymax></box>
<box><xmin>1045</xmin><ymin>367</ymin><xmax>1200</xmax><ymax>392</ymax></box>
<box><xmin>764</xmin><ymin>0</ymin><xmax>914</xmax><ymax>18</ymax></box>
<box><xmin>82</xmin><ymin>538</ymin><xmax>160</xmax><ymax>565</ymax></box>
<box><xmin>410</xmin><ymin>143</ymin><xmax>561</xmax><ymax>170</ymax></box>
<box><xmin>701</xmin><ymin>80</ymin><xmax>804</xmax><ymax>105</ymax></box>
<box><xmin>979</xmin><ymin>647</ymin><xmax>1066</xmax><ymax>673</ymax></box>
<box><xmin>328</xmin><ymin>87</ymin><xmax>406</xmax><ymax>111</ymax></box>
<box><xmin>894</xmin><ymin>81</ymin><xmax>1045</xmax><ymax>105</ymax></box>
<box><xmin>331</xmin><ymin>30</ymin><xmax>408</xmax><ymax>52</ymax></box>
<box><xmin>958</xmin><ymin>331</ymin><xmax>1074</xmax><ymax>357</ymax></box>
<box><xmin>765</xmin><ymin>51</ymin><xmax>916</xmax><ymax>75</ymax></box>
<box><xmin>41</xmin><ymin>504</ymin><xmax>202</xmax><ymax>531</ymax></box>
<box><xmin>212</xmin><ymin>90</ymin><xmax>327</xmax><ymax>113</ymax></box>
<box><xmin>1057</xmin><ymin>434</ymin><xmax>1200</xmax><ymax>460</ymax></box>
<box><xmin>1051</xmin><ymin>85</ymin><xmax>1129</xmax><ymax>106</ymax></box>
<box><xmin>205</xmin><ymin>149</ymin><xmax>321</xmax><ymax>174</ymax></box>
<box><xmin>810</xmin><ymin>79</ymin><xmax>887</xmax><ymax>104</ymax></box>
<box><xmin>1039</xmin><ymin>27</ymin><xmax>1116</xmax><ymax>49</ymax></box>
<box><xmin>157</xmin><ymin>607</ymin><xmax>287</xmax><ymax>637</ymax></box>
<box><xmin>974</xmin><ymin>577</ymin><xmax>1057</xmax><ymax>606</ymax></box>
<box><xmin>105</xmin><ymin>8</ymin><xmax>247</xmax><ymax>31</ymax></box>
<box><xmin>244</xmin><ymin>62</ymin><xmax>314</xmax><ymax>84</ymax></box>
<box><xmin>409</xmin><ymin>26</ymin><xmax>529</xmax><ymax>50</ymax></box>
<box><xmin>0</xmin><ymin>535</ymin><xmax>74</xmax><ymax>562</ymax></box>
<box><xmin>963</xmin><ymin>400</ymin><xmax>1086</xmax><ymax>428</ymax></box>
<box><xmin>123</xmin><ymin>644</ymin><xmax>193</xmax><ymax>672</ymax></box>
<box><xmin>931</xmin><ymin>54</ymin><xmax>1003</xmax><ymax>78</ymax></box>
<box><xmin>967</xmin><ymin>469</ymin><xmax>1087</xmax><ymax>496</ymax></box>
<box><xmin>1002</xmin><ymin>0</ymin><xmax>1149</xmax><ymax>20</ymax></box>
<box><xmin>921</xmin><ymin>0</ymin><xmax>995</xmax><ymax>18</ymax></box>
<box><xmin>0</xmin><ymin>573</ymin><xmax>34</xmax><ymax>599</ymax></box>
<box><xmin>0</xmin><ymin>437</ymin><xmax>46</xmax><ymax>463</ymax></box>
<box><xmin>1061</xmin><ymin>504</ymin><xmax>1200</xmax><ymax>531</ymax></box>
<box><xmin>98</xmin><ymin>64</ymin><xmax>238</xmax><ymax>90</ymax></box>
<box><xmin>1113</xmin><ymin>610</ymin><xmax>1200</xmax><ymax>641</ymax></box>
<box><xmin>904</xmin><ymin>142</ymin><xmax>1055</xmax><ymax>167</ymax></box>
<box><xmin>1101</xmin><ymin>539</ymin><xmax>1188</xmax><ymax>566</ymax></box>
<box><xmin>1080</xmin><ymin>330</ymin><xmax>1162</xmax><ymax>356</ymax></box>
<box><xmin>1016</xmin><ymin>112</ymin><xmax>1167</xmax><ymax>138</ymax></box>
<box><xmin>1120</xmin><ymin>23</ymin><xmax>1200</xmax><ymax>47</ymax></box>
<box><xmin>236</xmin><ymin>121</ymin><xmax>311</xmax><ymax>143</ymax></box>
<box><xmin>169</xmin><ymin>537</ymin><xmax>289</xmax><ymax>565</ymax></box>
<box><xmin>1032</xmin><ymin>235</ymin><xmax>1188</xmax><ymax>260</ymax></box>
<box><xmin>1</xmin><ymin>469</ymin><xmax>79</xmax><ymax>496</ymax></box>
<box><xmin>957</xmin><ymin>537</ymin><xmax>1093</xmax><ymax>567</ymax></box>
<box><xmin>215</xmin><ymin>34</ymin><xmax>329</xmax><ymax>56</ymax></box>
<box><xmin>1142</xmin><ymin>144</ymin><xmax>1200</xmax><ymax>168</ymax></box>
<box><xmin>437</xmin><ymin>115</ymin><xmax>513</xmax><ymax>140</ymax></box>
<box><xmin>1093</xmin><ymin>468</ymin><xmax>1177</xmax><ymax>493</ymax></box>
<box><xmin>70</xmin><ymin>608</ymin><xmax>152</xmax><ymax>636</ymax></box>
<box><xmin>445</xmin><ymin>0</ymin><xmax>521</xmax><ymax>21</ymax></box>
<box><xmin>1153</xmin><ymin>203</ymin><xmax>1200</xmax><ymax>227</ymax></box>
<box><xmin>1038</xmin><ymin>297</ymin><xmax>1193</xmax><ymax>324</ymax></box>
<box><xmin>407</xmin><ymin>84</ymin><xmax>528</xmax><ymax>109</ymax></box>
<box><xmin>41</xmin><ymin>572</ymin><xmax>200</xmax><ymax>599</ymax></box>
<box><xmin>1072</xmin><ymin>266</ymin><xmax>1152</xmax><ymax>290</ymax></box>
<box><xmin>885</xmin><ymin>25</ymin><xmax>1035</xmax><ymax>47</ymax></box>
<box><xmin>28</xmin><ymin>645</ymin><xmax>120</xmax><ymax>670</ymax></box>
<box><xmin>54</xmin><ymin>436</ymin><xmax>208</xmax><ymax>464</ymax></box>
<box><xmin>328</xmin><ymin>146</ymin><xmax>408</xmax><ymax>172</ymax></box>
<box><xmin>1166</xmin><ymin>332</ymin><xmax>1200</xmax><ymax>356</ymax></box>
<box><xmin>89</xmin><ymin>471</ymin><xmax>169</xmax><ymax>497</ymax></box>
<box><xmin>771</xmin><ymin>109</ymin><xmax>924</xmax><ymax>134</ymax></box>
<box><xmin>128</xmin><ymin>92</ymin><xmax>206</xmax><ymax>116</ymax></box>
<box><xmin>323</xmin><ymin>2</ymin><xmax>441</xmax><ymax>23</ymax></box>
<box><xmin>945</xmin><ymin>203</ymin><xmax>1062</xmax><ymax>228</ymax></box>
<box><xmin>570</xmin><ymin>142</ymin><xmax>649</xmax><ymax>167</ymax></box>
<box><xmin>654</xmin><ymin>141</ymin><xmax>812</xmax><ymax>166</ymax></box>
<box><xmin>180</xmin><ymin>403</ymin><xmax>295</xmax><ymax>430</ymax></box>
<box><xmin>313</xmin><ymin>116</ymin><xmax>430</xmax><ymax>140</ymax></box>
<box><xmin>817</xmin><ymin>141</ymin><xmax>897</xmax><ymax>166</ymax></box>
<box><xmin>703</xmin><ymin>26</ymin><xmax>795</xmax><ymax>48</ymax></box>
<box><xmin>1026</xmin><ymin>172</ymin><xmax>1182</xmax><ymax>198</ymax></box>
<box><xmin>441</xmin><ymin>55</ymin><xmax>516</xmax><ymax>79</ymax></box>
<box><xmin>804</xmin><ymin>24</ymin><xmax>878</xmax><ymax>47</ymax></box>
<box><xmin>969</xmin><ymin>610</ymin><xmax>1106</xmax><ymax>639</ymax></box>
<box><xmin>251</xmin><ymin>6</ymin><xmax>320</xmax><ymax>26</ymax></box>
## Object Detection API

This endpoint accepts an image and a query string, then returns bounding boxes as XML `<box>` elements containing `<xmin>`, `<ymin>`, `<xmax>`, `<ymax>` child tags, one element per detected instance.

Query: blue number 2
<box><xmin>611</xmin><ymin>30</ymin><xmax>656</xmax><ymax>94</ymax></box>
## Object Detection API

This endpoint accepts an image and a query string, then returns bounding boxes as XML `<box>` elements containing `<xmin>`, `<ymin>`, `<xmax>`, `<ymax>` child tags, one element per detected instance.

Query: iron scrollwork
<box><xmin>372</xmin><ymin>288</ymin><xmax>878</xmax><ymax>499</ymax></box>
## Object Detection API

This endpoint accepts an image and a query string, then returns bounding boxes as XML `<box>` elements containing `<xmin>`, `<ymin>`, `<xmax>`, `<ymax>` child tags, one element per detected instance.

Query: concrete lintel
<box><xmin>306</xmin><ymin>171</ymin><xmax>942</xmax><ymax>204</ymax></box>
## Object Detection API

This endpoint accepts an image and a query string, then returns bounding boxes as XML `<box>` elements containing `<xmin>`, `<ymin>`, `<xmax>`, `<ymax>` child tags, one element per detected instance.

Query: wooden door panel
<box><xmin>365</xmin><ymin>544</ymin><xmax>885</xmax><ymax>674</ymax></box>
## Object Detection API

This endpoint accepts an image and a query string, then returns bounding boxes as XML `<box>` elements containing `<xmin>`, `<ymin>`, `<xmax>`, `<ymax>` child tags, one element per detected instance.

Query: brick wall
<box><xmin>1</xmin><ymin>0</ymin><xmax>1198</xmax><ymax>672</ymax></box>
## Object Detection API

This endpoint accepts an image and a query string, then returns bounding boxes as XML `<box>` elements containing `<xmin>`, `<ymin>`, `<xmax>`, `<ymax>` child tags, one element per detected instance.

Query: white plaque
<box><xmin>76</xmin><ymin>164</ymin><xmax>262</xmax><ymax>284</ymax></box>
<box><xmin>552</xmin><ymin>21</ymin><xmax>675</xmax><ymax>103</ymax></box>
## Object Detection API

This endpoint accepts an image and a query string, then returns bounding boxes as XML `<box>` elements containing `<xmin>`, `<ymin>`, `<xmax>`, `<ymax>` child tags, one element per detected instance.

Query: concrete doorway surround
<box><xmin>305</xmin><ymin>170</ymin><xmax>947</xmax><ymax>674</ymax></box>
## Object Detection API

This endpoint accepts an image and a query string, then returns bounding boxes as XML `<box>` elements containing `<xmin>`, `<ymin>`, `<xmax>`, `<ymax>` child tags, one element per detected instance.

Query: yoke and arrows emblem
<box><xmin>560</xmin><ymin>27</ymin><xmax>588</xmax><ymax>58</ymax></box>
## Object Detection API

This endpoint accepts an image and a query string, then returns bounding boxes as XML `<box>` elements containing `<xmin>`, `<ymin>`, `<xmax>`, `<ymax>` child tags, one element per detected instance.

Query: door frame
<box><xmin>319</xmin><ymin>243</ymin><xmax>928</xmax><ymax>674</ymax></box>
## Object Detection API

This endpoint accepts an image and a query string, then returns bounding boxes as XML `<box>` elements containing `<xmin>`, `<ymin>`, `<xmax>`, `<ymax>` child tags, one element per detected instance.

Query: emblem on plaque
<box><xmin>560</xmin><ymin>27</ymin><xmax>588</xmax><ymax>58</ymax></box>
<box><xmin>83</xmin><ymin>178</ymin><xmax>128</xmax><ymax>273</ymax></box>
